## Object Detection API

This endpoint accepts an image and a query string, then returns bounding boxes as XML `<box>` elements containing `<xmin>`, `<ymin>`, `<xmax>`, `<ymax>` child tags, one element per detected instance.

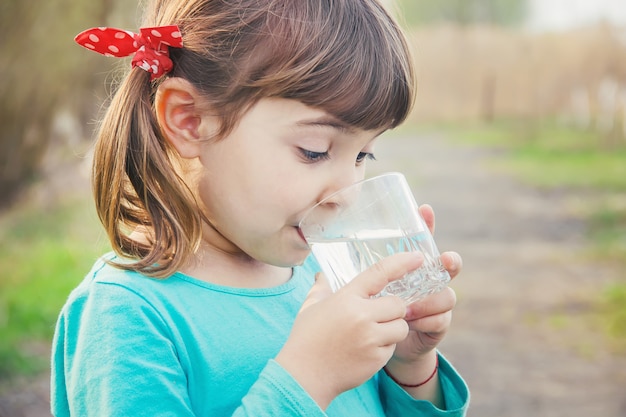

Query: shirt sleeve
<box><xmin>52</xmin><ymin>281</ymin><xmax>328</xmax><ymax>417</ymax></box>
<box><xmin>378</xmin><ymin>352</ymin><xmax>470</xmax><ymax>417</ymax></box>
<box><xmin>234</xmin><ymin>360</ymin><xmax>326</xmax><ymax>417</ymax></box>
<box><xmin>52</xmin><ymin>281</ymin><xmax>196</xmax><ymax>416</ymax></box>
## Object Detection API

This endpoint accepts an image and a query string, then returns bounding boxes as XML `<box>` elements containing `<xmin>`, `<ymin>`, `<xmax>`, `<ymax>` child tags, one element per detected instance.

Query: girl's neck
<box><xmin>179</xmin><ymin>222</ymin><xmax>293</xmax><ymax>288</ymax></box>
<box><xmin>129</xmin><ymin>226</ymin><xmax>292</xmax><ymax>288</ymax></box>
<box><xmin>181</xmin><ymin>244</ymin><xmax>292</xmax><ymax>288</ymax></box>
<box><xmin>180</xmin><ymin>243</ymin><xmax>293</xmax><ymax>288</ymax></box>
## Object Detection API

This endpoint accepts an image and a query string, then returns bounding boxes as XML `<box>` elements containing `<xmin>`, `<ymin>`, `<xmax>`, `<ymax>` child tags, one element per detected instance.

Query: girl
<box><xmin>52</xmin><ymin>0</ymin><xmax>469</xmax><ymax>415</ymax></box>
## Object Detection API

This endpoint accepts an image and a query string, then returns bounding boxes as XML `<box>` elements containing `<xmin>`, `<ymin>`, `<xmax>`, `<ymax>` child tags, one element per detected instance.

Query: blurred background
<box><xmin>1</xmin><ymin>0</ymin><xmax>625</xmax><ymax>416</ymax></box>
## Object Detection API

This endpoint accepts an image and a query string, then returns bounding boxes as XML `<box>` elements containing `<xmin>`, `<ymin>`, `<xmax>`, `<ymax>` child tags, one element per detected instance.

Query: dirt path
<box><xmin>370</xmin><ymin>133</ymin><xmax>626</xmax><ymax>417</ymax></box>
<box><xmin>1</xmin><ymin>132</ymin><xmax>625</xmax><ymax>416</ymax></box>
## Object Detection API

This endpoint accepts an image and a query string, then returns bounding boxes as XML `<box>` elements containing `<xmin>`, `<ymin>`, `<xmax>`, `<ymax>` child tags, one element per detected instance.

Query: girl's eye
<box><xmin>299</xmin><ymin>148</ymin><xmax>330</xmax><ymax>163</ymax></box>
<box><xmin>356</xmin><ymin>152</ymin><xmax>376</xmax><ymax>164</ymax></box>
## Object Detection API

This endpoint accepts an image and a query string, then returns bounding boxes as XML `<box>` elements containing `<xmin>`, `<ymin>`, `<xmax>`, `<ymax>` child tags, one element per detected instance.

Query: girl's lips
<box><xmin>296</xmin><ymin>226</ymin><xmax>307</xmax><ymax>243</ymax></box>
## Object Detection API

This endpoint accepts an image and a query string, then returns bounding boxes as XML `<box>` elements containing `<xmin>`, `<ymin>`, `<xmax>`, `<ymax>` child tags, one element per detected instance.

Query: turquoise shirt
<box><xmin>51</xmin><ymin>254</ymin><xmax>469</xmax><ymax>416</ymax></box>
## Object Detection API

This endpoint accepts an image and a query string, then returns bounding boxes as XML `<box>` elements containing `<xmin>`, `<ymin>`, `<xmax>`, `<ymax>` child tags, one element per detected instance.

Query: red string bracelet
<box><xmin>383</xmin><ymin>356</ymin><xmax>439</xmax><ymax>388</ymax></box>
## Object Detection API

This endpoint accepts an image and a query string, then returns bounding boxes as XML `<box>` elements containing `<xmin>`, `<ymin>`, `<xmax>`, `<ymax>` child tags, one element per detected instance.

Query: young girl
<box><xmin>52</xmin><ymin>0</ymin><xmax>469</xmax><ymax>415</ymax></box>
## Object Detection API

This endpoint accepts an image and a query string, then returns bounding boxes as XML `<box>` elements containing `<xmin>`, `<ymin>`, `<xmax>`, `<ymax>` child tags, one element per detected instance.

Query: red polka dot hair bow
<box><xmin>74</xmin><ymin>25</ymin><xmax>183</xmax><ymax>80</ymax></box>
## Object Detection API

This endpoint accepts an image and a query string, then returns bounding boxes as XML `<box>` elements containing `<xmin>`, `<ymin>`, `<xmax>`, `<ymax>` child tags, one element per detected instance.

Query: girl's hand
<box><xmin>276</xmin><ymin>252</ymin><xmax>420</xmax><ymax>409</ymax></box>
<box><xmin>384</xmin><ymin>204</ymin><xmax>462</xmax><ymax>403</ymax></box>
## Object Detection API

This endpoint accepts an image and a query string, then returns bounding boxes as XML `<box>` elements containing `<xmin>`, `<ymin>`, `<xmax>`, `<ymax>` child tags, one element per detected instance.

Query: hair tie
<box><xmin>74</xmin><ymin>25</ymin><xmax>183</xmax><ymax>80</ymax></box>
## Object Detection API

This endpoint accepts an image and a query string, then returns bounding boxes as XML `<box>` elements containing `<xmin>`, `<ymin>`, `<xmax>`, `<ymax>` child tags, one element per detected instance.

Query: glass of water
<box><xmin>298</xmin><ymin>172</ymin><xmax>450</xmax><ymax>304</ymax></box>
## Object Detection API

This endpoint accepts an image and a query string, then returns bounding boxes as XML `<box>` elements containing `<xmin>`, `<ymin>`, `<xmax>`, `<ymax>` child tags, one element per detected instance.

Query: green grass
<box><xmin>415</xmin><ymin>119</ymin><xmax>626</xmax><ymax>350</ymax></box>
<box><xmin>417</xmin><ymin>120</ymin><xmax>626</xmax><ymax>188</ymax></box>
<box><xmin>0</xmin><ymin>196</ymin><xmax>106</xmax><ymax>377</ymax></box>
<box><xmin>506</xmin><ymin>150</ymin><xmax>626</xmax><ymax>190</ymax></box>
<box><xmin>446</xmin><ymin>120</ymin><xmax>626</xmax><ymax>262</ymax></box>
<box><xmin>593</xmin><ymin>283</ymin><xmax>626</xmax><ymax>352</ymax></box>
<box><xmin>587</xmin><ymin>204</ymin><xmax>626</xmax><ymax>265</ymax></box>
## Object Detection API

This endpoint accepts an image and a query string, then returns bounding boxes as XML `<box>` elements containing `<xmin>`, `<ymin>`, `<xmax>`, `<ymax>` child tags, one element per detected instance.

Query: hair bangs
<box><xmin>240</xmin><ymin>0</ymin><xmax>415</xmax><ymax>131</ymax></box>
<box><xmin>168</xmin><ymin>1</ymin><xmax>415</xmax><ymax>136</ymax></box>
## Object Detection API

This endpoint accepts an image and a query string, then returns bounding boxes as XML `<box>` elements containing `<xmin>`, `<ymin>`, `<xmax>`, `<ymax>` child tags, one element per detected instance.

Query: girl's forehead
<box><xmin>239</xmin><ymin>98</ymin><xmax>386</xmax><ymax>140</ymax></box>
<box><xmin>242</xmin><ymin>99</ymin><xmax>338</xmax><ymax>128</ymax></box>
<box><xmin>247</xmin><ymin>98</ymin><xmax>378</xmax><ymax>134</ymax></box>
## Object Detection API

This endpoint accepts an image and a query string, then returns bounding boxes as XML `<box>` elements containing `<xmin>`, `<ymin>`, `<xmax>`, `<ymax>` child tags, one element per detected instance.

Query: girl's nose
<box><xmin>318</xmin><ymin>168</ymin><xmax>363</xmax><ymax>208</ymax></box>
<box><xmin>300</xmin><ymin>170</ymin><xmax>362</xmax><ymax>233</ymax></box>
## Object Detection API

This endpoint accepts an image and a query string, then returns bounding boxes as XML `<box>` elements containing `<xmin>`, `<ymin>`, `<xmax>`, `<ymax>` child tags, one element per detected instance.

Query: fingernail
<box><xmin>447</xmin><ymin>253</ymin><xmax>460</xmax><ymax>272</ymax></box>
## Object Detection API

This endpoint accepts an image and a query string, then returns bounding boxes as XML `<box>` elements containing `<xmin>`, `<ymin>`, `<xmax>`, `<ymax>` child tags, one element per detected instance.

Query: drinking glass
<box><xmin>299</xmin><ymin>172</ymin><xmax>450</xmax><ymax>304</ymax></box>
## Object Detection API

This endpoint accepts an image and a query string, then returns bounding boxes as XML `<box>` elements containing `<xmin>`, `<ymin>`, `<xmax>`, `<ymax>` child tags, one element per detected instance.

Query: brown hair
<box><xmin>93</xmin><ymin>0</ymin><xmax>416</xmax><ymax>277</ymax></box>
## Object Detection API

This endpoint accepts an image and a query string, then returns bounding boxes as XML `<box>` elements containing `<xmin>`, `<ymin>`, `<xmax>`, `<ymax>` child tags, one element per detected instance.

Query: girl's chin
<box><xmin>282</xmin><ymin>246</ymin><xmax>312</xmax><ymax>267</ymax></box>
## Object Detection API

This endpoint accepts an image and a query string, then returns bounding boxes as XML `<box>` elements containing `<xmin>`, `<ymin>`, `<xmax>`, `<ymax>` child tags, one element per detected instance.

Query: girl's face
<box><xmin>196</xmin><ymin>98</ymin><xmax>382</xmax><ymax>267</ymax></box>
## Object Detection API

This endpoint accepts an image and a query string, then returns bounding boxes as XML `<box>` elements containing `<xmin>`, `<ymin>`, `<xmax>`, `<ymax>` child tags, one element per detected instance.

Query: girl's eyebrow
<box><xmin>295</xmin><ymin>116</ymin><xmax>353</xmax><ymax>133</ymax></box>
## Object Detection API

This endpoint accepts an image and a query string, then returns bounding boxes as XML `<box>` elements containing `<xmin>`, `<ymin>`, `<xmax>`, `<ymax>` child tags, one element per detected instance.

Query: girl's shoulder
<box><xmin>80</xmin><ymin>252</ymin><xmax>162</xmax><ymax>288</ymax></box>
<box><xmin>64</xmin><ymin>252</ymin><xmax>175</xmax><ymax>310</ymax></box>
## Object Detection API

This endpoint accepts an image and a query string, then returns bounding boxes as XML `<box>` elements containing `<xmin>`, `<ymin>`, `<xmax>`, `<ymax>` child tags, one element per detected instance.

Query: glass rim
<box><xmin>298</xmin><ymin>171</ymin><xmax>406</xmax><ymax>229</ymax></box>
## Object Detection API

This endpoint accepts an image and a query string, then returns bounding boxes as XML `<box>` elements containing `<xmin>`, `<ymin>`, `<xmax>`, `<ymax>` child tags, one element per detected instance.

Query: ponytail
<box><xmin>93</xmin><ymin>69</ymin><xmax>201</xmax><ymax>277</ymax></box>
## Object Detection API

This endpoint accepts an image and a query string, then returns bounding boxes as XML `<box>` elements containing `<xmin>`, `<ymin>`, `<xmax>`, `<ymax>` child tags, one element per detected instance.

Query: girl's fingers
<box><xmin>419</xmin><ymin>204</ymin><xmax>435</xmax><ymax>235</ymax></box>
<box><xmin>408</xmin><ymin>310</ymin><xmax>453</xmax><ymax>336</ymax></box>
<box><xmin>440</xmin><ymin>251</ymin><xmax>463</xmax><ymax>279</ymax></box>
<box><xmin>299</xmin><ymin>273</ymin><xmax>333</xmax><ymax>312</ymax></box>
<box><xmin>378</xmin><ymin>317</ymin><xmax>410</xmax><ymax>346</ymax></box>
<box><xmin>343</xmin><ymin>252</ymin><xmax>424</xmax><ymax>298</ymax></box>
<box><xmin>369</xmin><ymin>294</ymin><xmax>407</xmax><ymax>323</ymax></box>
<box><xmin>405</xmin><ymin>287</ymin><xmax>457</xmax><ymax>322</ymax></box>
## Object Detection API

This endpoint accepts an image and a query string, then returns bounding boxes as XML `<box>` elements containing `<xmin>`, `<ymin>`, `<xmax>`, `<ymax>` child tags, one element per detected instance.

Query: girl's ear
<box><xmin>155</xmin><ymin>77</ymin><xmax>216</xmax><ymax>159</ymax></box>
